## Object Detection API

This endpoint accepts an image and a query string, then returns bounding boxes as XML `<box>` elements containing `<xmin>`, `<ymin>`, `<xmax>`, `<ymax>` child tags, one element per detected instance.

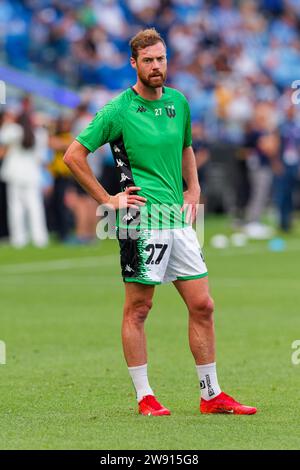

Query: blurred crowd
<box><xmin>0</xmin><ymin>97</ymin><xmax>106</xmax><ymax>247</ymax></box>
<box><xmin>0</xmin><ymin>0</ymin><xmax>300</xmax><ymax>247</ymax></box>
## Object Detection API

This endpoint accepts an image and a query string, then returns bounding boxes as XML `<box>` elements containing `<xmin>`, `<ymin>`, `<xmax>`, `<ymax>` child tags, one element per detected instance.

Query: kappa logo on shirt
<box><xmin>113</xmin><ymin>144</ymin><xmax>121</xmax><ymax>153</ymax></box>
<box><xmin>116</xmin><ymin>159</ymin><xmax>126</xmax><ymax>167</ymax></box>
<box><xmin>120</xmin><ymin>173</ymin><xmax>130</xmax><ymax>183</ymax></box>
<box><xmin>136</xmin><ymin>105</ymin><xmax>147</xmax><ymax>113</ymax></box>
<box><xmin>122</xmin><ymin>213</ymin><xmax>134</xmax><ymax>222</ymax></box>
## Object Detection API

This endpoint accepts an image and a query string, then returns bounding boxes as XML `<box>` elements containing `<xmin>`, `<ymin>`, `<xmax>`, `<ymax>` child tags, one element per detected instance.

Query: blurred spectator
<box><xmin>68</xmin><ymin>104</ymin><xmax>99</xmax><ymax>243</ymax></box>
<box><xmin>192</xmin><ymin>121</ymin><xmax>210</xmax><ymax>202</ymax></box>
<box><xmin>0</xmin><ymin>110</ymin><xmax>9</xmax><ymax>239</ymax></box>
<box><xmin>234</xmin><ymin>127</ymin><xmax>251</xmax><ymax>224</ymax></box>
<box><xmin>0</xmin><ymin>109</ymin><xmax>48</xmax><ymax>248</ymax></box>
<box><xmin>243</xmin><ymin>102</ymin><xmax>280</xmax><ymax>238</ymax></box>
<box><xmin>48</xmin><ymin>115</ymin><xmax>73</xmax><ymax>241</ymax></box>
<box><xmin>274</xmin><ymin>104</ymin><xmax>300</xmax><ymax>231</ymax></box>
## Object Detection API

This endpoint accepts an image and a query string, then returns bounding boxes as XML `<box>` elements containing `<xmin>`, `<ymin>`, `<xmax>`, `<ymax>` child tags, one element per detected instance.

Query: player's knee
<box><xmin>125</xmin><ymin>299</ymin><xmax>152</xmax><ymax>324</ymax></box>
<box><xmin>190</xmin><ymin>296</ymin><xmax>214</xmax><ymax>322</ymax></box>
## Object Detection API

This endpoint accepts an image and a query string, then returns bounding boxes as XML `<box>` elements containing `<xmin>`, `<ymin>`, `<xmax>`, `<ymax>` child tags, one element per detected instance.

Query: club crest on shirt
<box><xmin>165</xmin><ymin>104</ymin><xmax>176</xmax><ymax>118</ymax></box>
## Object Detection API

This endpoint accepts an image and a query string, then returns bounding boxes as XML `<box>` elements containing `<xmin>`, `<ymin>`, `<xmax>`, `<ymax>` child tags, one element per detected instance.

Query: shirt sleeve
<box><xmin>76</xmin><ymin>101</ymin><xmax>122</xmax><ymax>153</ymax></box>
<box><xmin>183</xmin><ymin>99</ymin><xmax>192</xmax><ymax>148</ymax></box>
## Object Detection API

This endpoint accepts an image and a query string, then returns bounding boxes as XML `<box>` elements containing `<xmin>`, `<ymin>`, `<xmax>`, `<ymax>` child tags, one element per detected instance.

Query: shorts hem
<box><xmin>176</xmin><ymin>272</ymin><xmax>208</xmax><ymax>281</ymax></box>
<box><xmin>123</xmin><ymin>277</ymin><xmax>161</xmax><ymax>285</ymax></box>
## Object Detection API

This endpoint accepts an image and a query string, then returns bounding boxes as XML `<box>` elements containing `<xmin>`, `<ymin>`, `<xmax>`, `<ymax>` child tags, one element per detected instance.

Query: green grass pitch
<box><xmin>0</xmin><ymin>217</ymin><xmax>300</xmax><ymax>450</ymax></box>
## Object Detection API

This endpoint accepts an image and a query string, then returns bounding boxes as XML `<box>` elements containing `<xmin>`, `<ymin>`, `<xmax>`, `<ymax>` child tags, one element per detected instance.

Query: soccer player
<box><xmin>64</xmin><ymin>29</ymin><xmax>257</xmax><ymax>416</ymax></box>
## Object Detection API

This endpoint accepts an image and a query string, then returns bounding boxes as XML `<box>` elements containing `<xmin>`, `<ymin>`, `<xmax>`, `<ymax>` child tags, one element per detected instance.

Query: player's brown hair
<box><xmin>129</xmin><ymin>28</ymin><xmax>166</xmax><ymax>60</ymax></box>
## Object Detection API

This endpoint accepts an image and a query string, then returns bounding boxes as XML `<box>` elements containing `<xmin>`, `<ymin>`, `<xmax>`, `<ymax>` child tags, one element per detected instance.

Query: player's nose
<box><xmin>152</xmin><ymin>60</ymin><xmax>160</xmax><ymax>69</ymax></box>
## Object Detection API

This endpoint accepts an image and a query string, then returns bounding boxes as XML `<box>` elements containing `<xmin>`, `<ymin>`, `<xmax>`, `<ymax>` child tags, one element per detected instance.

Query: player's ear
<box><xmin>130</xmin><ymin>57</ymin><xmax>137</xmax><ymax>70</ymax></box>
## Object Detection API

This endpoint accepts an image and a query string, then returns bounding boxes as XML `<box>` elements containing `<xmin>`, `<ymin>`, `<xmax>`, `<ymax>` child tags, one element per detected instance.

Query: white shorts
<box><xmin>117</xmin><ymin>226</ymin><xmax>208</xmax><ymax>285</ymax></box>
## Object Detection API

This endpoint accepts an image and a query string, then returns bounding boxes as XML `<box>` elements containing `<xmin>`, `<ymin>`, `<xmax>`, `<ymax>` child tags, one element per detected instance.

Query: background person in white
<box><xmin>0</xmin><ymin>109</ymin><xmax>48</xmax><ymax>248</ymax></box>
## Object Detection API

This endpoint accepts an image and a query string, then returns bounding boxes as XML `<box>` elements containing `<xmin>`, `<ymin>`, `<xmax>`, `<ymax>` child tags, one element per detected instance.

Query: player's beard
<box><xmin>137</xmin><ymin>69</ymin><xmax>167</xmax><ymax>88</ymax></box>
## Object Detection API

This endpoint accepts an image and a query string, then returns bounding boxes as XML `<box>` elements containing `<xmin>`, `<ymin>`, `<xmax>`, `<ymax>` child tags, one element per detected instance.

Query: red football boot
<box><xmin>200</xmin><ymin>392</ymin><xmax>257</xmax><ymax>415</ymax></box>
<box><xmin>138</xmin><ymin>395</ymin><xmax>171</xmax><ymax>416</ymax></box>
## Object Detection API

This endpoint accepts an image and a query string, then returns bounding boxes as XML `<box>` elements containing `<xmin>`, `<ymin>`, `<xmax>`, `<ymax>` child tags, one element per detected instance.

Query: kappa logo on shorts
<box><xmin>125</xmin><ymin>264</ymin><xmax>134</xmax><ymax>272</ymax></box>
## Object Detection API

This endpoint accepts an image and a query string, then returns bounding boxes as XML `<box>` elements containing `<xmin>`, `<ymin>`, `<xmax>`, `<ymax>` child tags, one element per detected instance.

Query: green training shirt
<box><xmin>76</xmin><ymin>86</ymin><xmax>192</xmax><ymax>229</ymax></box>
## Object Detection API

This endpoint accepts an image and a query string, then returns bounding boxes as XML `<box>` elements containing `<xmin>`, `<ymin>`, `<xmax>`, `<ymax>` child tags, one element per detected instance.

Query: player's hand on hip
<box><xmin>181</xmin><ymin>189</ymin><xmax>201</xmax><ymax>224</ymax></box>
<box><xmin>105</xmin><ymin>186</ymin><xmax>147</xmax><ymax>210</ymax></box>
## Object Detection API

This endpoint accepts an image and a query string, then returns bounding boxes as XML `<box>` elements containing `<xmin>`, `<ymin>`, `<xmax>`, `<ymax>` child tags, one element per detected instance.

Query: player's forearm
<box><xmin>63</xmin><ymin>140</ymin><xmax>110</xmax><ymax>204</ymax></box>
<box><xmin>182</xmin><ymin>146</ymin><xmax>201</xmax><ymax>195</ymax></box>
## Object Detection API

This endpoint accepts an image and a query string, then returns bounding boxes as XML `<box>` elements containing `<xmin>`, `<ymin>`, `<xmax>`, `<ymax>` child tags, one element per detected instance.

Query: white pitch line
<box><xmin>1</xmin><ymin>240</ymin><xmax>300</xmax><ymax>273</ymax></box>
<box><xmin>211</xmin><ymin>277</ymin><xmax>300</xmax><ymax>286</ymax></box>
<box><xmin>0</xmin><ymin>255</ymin><xmax>118</xmax><ymax>274</ymax></box>
<box><xmin>205</xmin><ymin>242</ymin><xmax>300</xmax><ymax>256</ymax></box>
